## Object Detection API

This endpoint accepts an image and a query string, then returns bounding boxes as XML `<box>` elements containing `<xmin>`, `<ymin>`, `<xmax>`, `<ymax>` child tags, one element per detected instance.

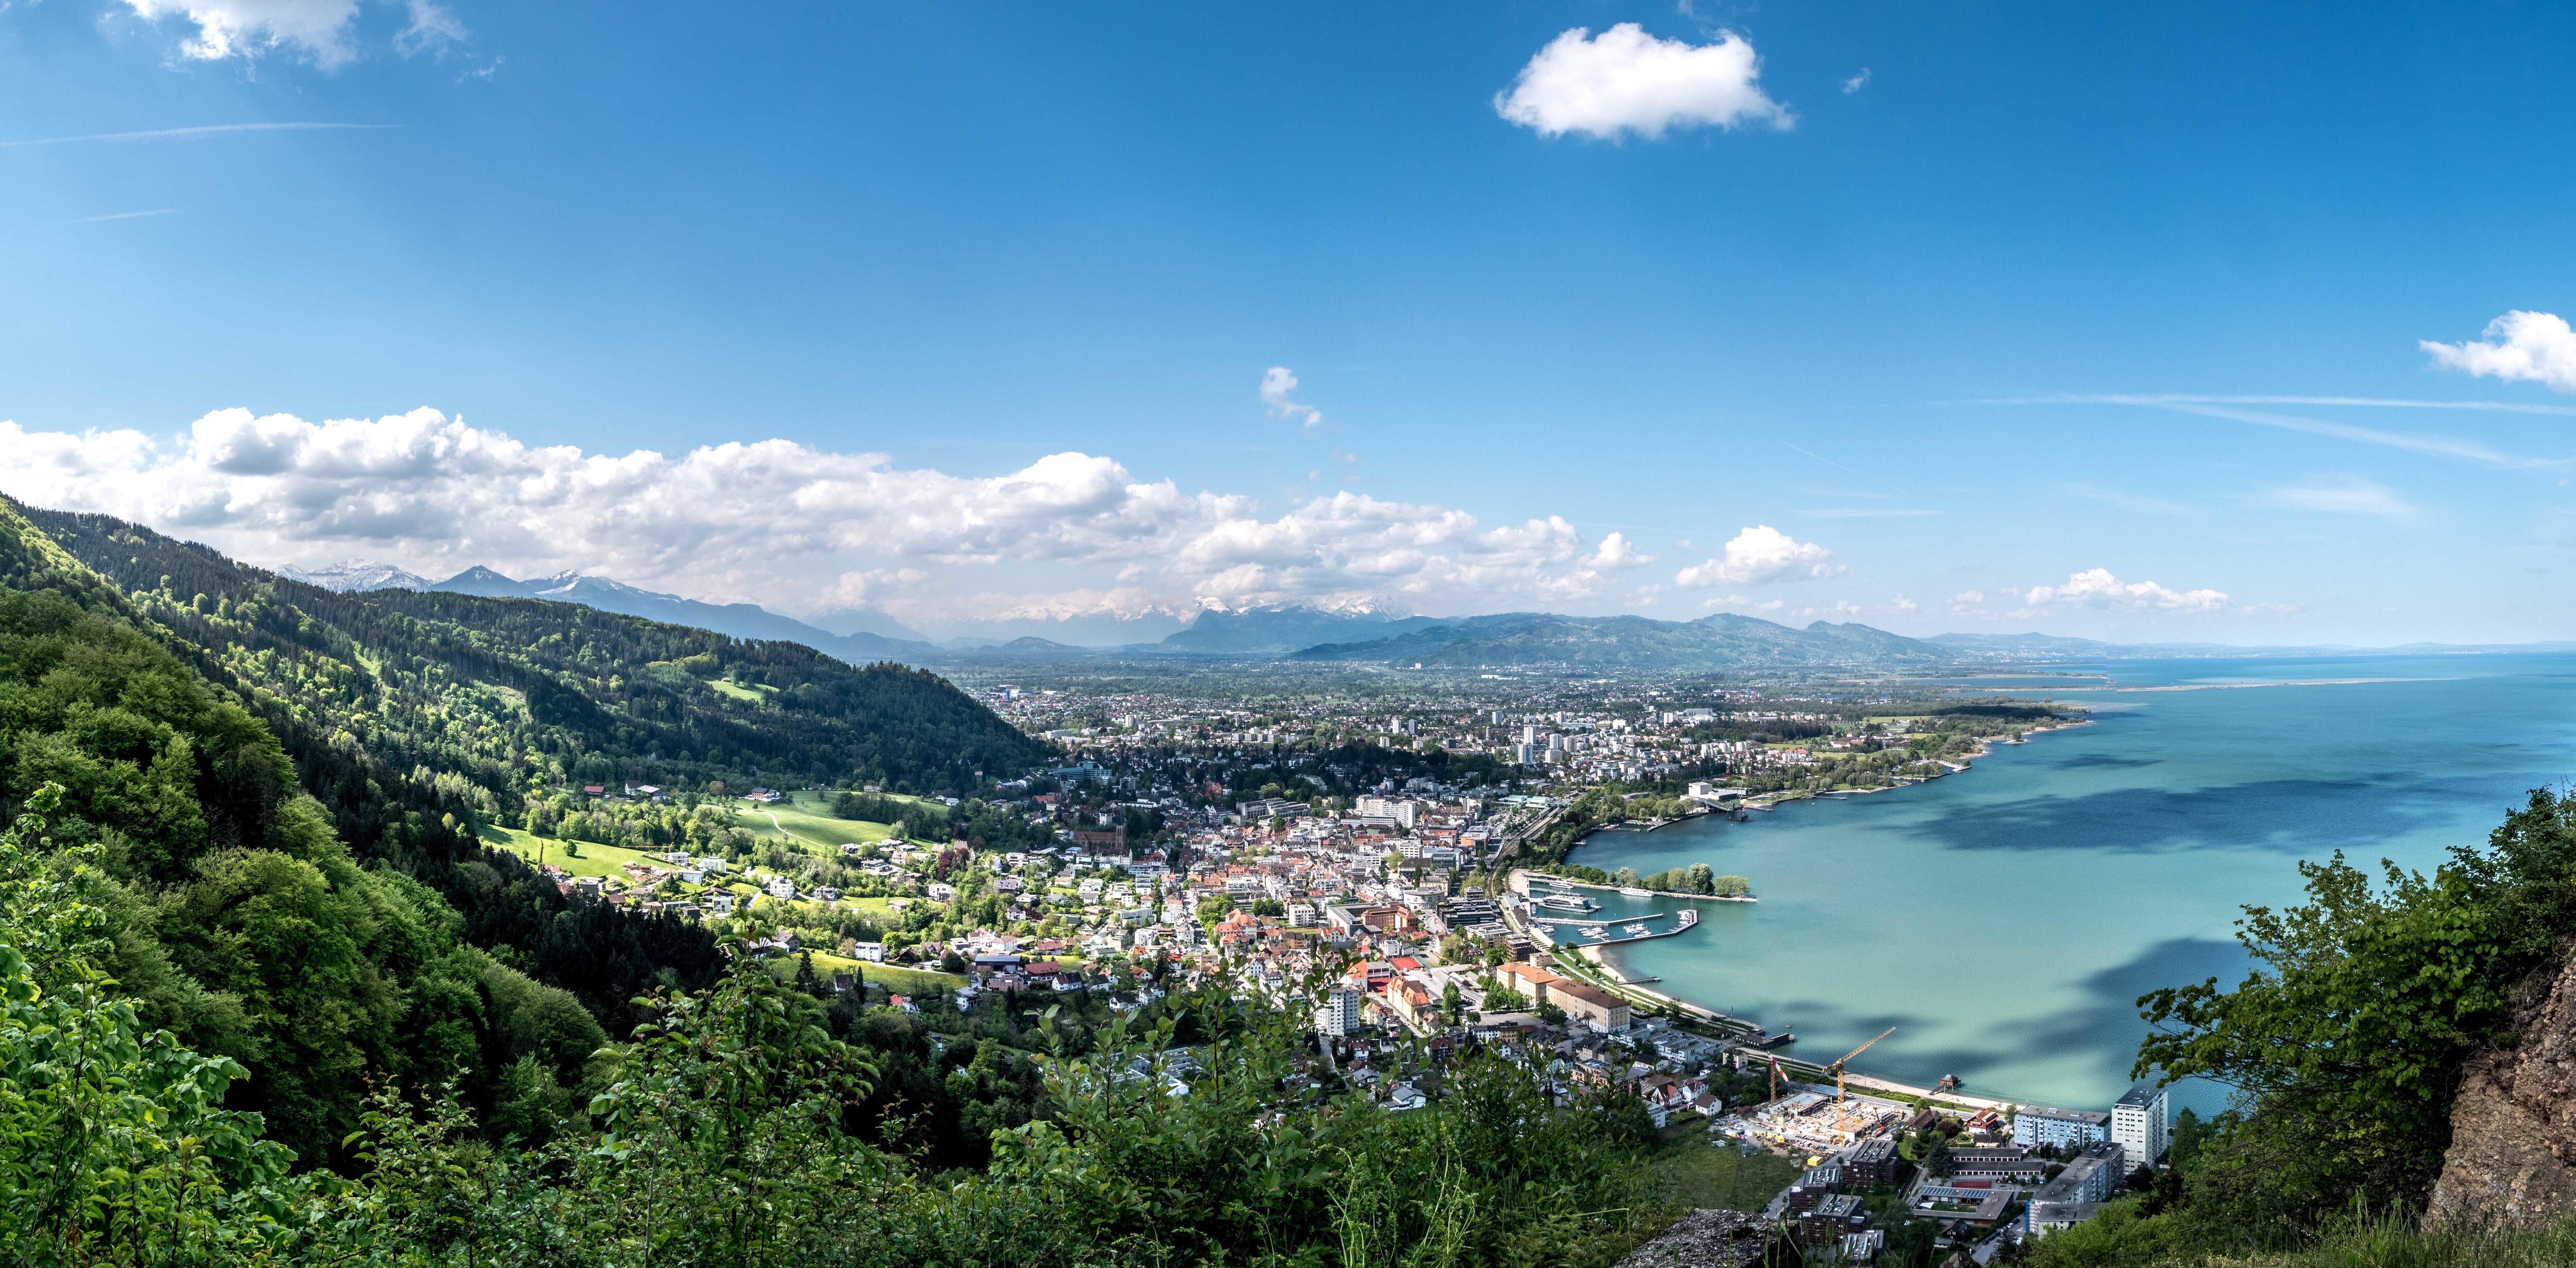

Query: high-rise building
<box><xmin>1317</xmin><ymin>987</ymin><xmax>1364</xmax><ymax>1037</ymax></box>
<box><xmin>2111</xmin><ymin>1084</ymin><xmax>2169</xmax><ymax>1166</ymax></box>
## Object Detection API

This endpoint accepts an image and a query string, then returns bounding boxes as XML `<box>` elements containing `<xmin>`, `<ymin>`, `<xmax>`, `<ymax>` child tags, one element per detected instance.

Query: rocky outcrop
<box><xmin>2427</xmin><ymin>950</ymin><xmax>2576</xmax><ymax>1228</ymax></box>
<box><xmin>1613</xmin><ymin>1209</ymin><xmax>1769</xmax><ymax>1268</ymax></box>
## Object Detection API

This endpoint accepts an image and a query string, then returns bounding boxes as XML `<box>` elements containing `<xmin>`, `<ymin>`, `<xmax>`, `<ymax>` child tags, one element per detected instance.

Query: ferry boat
<box><xmin>1533</xmin><ymin>893</ymin><xmax>1597</xmax><ymax>914</ymax></box>
<box><xmin>1618</xmin><ymin>886</ymin><xmax>1653</xmax><ymax>897</ymax></box>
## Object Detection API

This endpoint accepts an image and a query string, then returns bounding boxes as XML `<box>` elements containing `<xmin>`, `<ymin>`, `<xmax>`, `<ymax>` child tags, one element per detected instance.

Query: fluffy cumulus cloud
<box><xmin>2018</xmin><ymin>568</ymin><xmax>2228</xmax><ymax>612</ymax></box>
<box><xmin>120</xmin><ymin>0</ymin><xmax>462</xmax><ymax>68</ymax></box>
<box><xmin>1672</xmin><ymin>525</ymin><xmax>1840</xmax><ymax>587</ymax></box>
<box><xmin>2421</xmin><ymin>311</ymin><xmax>2576</xmax><ymax>393</ymax></box>
<box><xmin>0</xmin><ymin>406</ymin><xmax>1651</xmax><ymax>622</ymax></box>
<box><xmin>1259</xmin><ymin>366</ymin><xmax>1323</xmax><ymax>429</ymax></box>
<box><xmin>1586</xmin><ymin>531</ymin><xmax>1651</xmax><ymax>568</ymax></box>
<box><xmin>1495</xmin><ymin>24</ymin><xmax>1790</xmax><ymax>141</ymax></box>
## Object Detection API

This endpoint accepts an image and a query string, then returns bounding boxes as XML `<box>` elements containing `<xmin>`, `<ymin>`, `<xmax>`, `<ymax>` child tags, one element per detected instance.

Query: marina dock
<box><xmin>1533</xmin><ymin>906</ymin><xmax>1698</xmax><ymax>947</ymax></box>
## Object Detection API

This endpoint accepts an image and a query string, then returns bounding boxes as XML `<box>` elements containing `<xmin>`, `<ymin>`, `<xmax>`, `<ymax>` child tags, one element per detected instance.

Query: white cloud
<box><xmin>1952</xmin><ymin>590</ymin><xmax>1985</xmax><ymax>605</ymax></box>
<box><xmin>2422</xmin><ymin>311</ymin><xmax>2576</xmax><ymax>393</ymax></box>
<box><xmin>1259</xmin><ymin>366</ymin><xmax>1323</xmax><ymax>429</ymax></box>
<box><xmin>2018</xmin><ymin>568</ymin><xmax>2229</xmax><ymax>612</ymax></box>
<box><xmin>395</xmin><ymin>0</ymin><xmax>464</xmax><ymax>56</ymax></box>
<box><xmin>1672</xmin><ymin>525</ymin><xmax>1841</xmax><ymax>587</ymax></box>
<box><xmin>816</xmin><ymin>568</ymin><xmax>928</xmax><ymax>610</ymax></box>
<box><xmin>1586</xmin><ymin>530</ymin><xmax>1653</xmax><ymax>568</ymax></box>
<box><xmin>2255</xmin><ymin>479</ymin><xmax>2417</xmax><ymax>520</ymax></box>
<box><xmin>0</xmin><ymin>406</ymin><xmax>1645</xmax><ymax>621</ymax></box>
<box><xmin>1495</xmin><ymin>24</ymin><xmax>1790</xmax><ymax>141</ymax></box>
<box><xmin>1841</xmin><ymin>68</ymin><xmax>1870</xmax><ymax>94</ymax></box>
<box><xmin>120</xmin><ymin>0</ymin><xmax>462</xmax><ymax>68</ymax></box>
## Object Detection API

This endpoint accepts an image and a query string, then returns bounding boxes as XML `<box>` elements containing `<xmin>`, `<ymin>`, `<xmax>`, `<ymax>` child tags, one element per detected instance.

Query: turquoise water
<box><xmin>1573</xmin><ymin>653</ymin><xmax>2576</xmax><ymax>1118</ymax></box>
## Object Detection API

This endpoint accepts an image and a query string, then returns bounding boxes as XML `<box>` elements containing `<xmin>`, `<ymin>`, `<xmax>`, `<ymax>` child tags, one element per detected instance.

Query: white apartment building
<box><xmin>1316</xmin><ymin>986</ymin><xmax>1365</xmax><ymax>1037</ymax></box>
<box><xmin>2112</xmin><ymin>1084</ymin><xmax>2169</xmax><ymax>1166</ymax></box>
<box><xmin>1353</xmin><ymin>796</ymin><xmax>1418</xmax><ymax>829</ymax></box>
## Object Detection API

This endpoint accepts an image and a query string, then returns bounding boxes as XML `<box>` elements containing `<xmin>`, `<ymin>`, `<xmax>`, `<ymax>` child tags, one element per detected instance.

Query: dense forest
<box><xmin>16</xmin><ymin>501</ymin><xmax>1051</xmax><ymax>810</ymax></box>
<box><xmin>0</xmin><ymin>501</ymin><xmax>732</xmax><ymax>1165</ymax></box>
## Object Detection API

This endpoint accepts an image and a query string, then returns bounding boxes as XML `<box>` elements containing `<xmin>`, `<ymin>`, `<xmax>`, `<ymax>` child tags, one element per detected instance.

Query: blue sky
<box><xmin>3</xmin><ymin>1</ymin><xmax>2573</xmax><ymax>643</ymax></box>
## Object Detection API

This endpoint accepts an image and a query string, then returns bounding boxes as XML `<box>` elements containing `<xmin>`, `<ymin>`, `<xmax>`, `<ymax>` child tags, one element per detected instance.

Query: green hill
<box><xmin>14</xmin><ymin>500</ymin><xmax>1053</xmax><ymax>810</ymax></box>
<box><xmin>0</xmin><ymin>498</ymin><xmax>727</xmax><ymax>1164</ymax></box>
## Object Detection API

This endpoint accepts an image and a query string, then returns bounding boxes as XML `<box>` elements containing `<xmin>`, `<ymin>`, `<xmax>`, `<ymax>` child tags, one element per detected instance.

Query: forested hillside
<box><xmin>15</xmin><ymin>500</ymin><xmax>1051</xmax><ymax>809</ymax></box>
<box><xmin>0</xmin><ymin>503</ymin><xmax>1691</xmax><ymax>1267</ymax></box>
<box><xmin>0</xmin><ymin>502</ymin><xmax>727</xmax><ymax>1166</ymax></box>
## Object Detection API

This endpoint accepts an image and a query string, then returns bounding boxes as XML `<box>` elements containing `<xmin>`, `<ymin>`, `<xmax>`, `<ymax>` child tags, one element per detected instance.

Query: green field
<box><xmin>730</xmin><ymin>790</ymin><xmax>922</xmax><ymax>851</ymax></box>
<box><xmin>1647</xmin><ymin>1139</ymin><xmax>1801</xmax><ymax>1212</ymax></box>
<box><xmin>485</xmin><ymin>824</ymin><xmax>674</xmax><ymax>882</ymax></box>
<box><xmin>705</xmin><ymin>677</ymin><xmax>777</xmax><ymax>703</ymax></box>
<box><xmin>779</xmin><ymin>950</ymin><xmax>966</xmax><ymax>994</ymax></box>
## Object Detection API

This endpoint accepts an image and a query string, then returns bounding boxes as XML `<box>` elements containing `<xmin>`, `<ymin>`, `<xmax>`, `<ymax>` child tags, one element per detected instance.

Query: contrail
<box><xmin>62</xmin><ymin>209</ymin><xmax>178</xmax><ymax>225</ymax></box>
<box><xmin>1</xmin><ymin>122</ymin><xmax>394</xmax><ymax>148</ymax></box>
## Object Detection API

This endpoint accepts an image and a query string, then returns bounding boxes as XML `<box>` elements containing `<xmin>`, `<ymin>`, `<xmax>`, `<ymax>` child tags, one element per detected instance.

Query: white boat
<box><xmin>1619</xmin><ymin>886</ymin><xmax>1653</xmax><ymax>897</ymax></box>
<box><xmin>1622</xmin><ymin>924</ymin><xmax>1648</xmax><ymax>935</ymax></box>
<box><xmin>1534</xmin><ymin>894</ymin><xmax>1597</xmax><ymax>913</ymax></box>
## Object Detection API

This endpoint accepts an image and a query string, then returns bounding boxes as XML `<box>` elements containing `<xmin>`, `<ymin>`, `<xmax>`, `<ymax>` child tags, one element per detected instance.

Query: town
<box><xmin>475</xmin><ymin>665</ymin><xmax>2137</xmax><ymax>1260</ymax></box>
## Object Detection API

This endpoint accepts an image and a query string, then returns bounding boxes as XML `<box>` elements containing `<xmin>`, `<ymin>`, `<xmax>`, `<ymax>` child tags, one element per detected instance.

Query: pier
<box><xmin>1532</xmin><ymin>907</ymin><xmax>1698</xmax><ymax>948</ymax></box>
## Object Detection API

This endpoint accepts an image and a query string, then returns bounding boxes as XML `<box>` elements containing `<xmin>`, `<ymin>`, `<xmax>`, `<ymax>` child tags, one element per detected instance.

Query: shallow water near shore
<box><xmin>1573</xmin><ymin>652</ymin><xmax>2576</xmax><ymax>1119</ymax></box>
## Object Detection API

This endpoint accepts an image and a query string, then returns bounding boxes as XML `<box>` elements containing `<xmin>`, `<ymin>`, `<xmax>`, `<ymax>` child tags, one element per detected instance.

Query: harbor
<box><xmin>1529</xmin><ymin>906</ymin><xmax>1700</xmax><ymax>948</ymax></box>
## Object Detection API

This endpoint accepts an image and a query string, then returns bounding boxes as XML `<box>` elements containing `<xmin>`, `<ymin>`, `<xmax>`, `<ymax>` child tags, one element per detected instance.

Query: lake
<box><xmin>1570</xmin><ymin>652</ymin><xmax>2576</xmax><ymax>1119</ymax></box>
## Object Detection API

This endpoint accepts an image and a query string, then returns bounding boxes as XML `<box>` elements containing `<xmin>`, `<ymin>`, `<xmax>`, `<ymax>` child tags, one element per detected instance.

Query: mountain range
<box><xmin>1292</xmin><ymin>611</ymin><xmax>1956</xmax><ymax>671</ymax></box>
<box><xmin>284</xmin><ymin>562</ymin><xmax>939</xmax><ymax>664</ymax></box>
<box><xmin>215</xmin><ymin>557</ymin><xmax>2576</xmax><ymax>675</ymax></box>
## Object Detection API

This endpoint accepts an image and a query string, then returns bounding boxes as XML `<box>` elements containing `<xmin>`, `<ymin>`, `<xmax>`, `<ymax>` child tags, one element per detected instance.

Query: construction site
<box><xmin>1715</xmin><ymin>1027</ymin><xmax>1913</xmax><ymax>1152</ymax></box>
<box><xmin>1720</xmin><ymin>1085</ymin><xmax>1914</xmax><ymax>1152</ymax></box>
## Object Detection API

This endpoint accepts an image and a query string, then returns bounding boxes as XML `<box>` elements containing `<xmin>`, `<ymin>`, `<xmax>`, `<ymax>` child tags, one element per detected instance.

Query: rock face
<box><xmin>1614</xmin><ymin>1209</ymin><xmax>1770</xmax><ymax>1268</ymax></box>
<box><xmin>2428</xmin><ymin>951</ymin><xmax>2576</xmax><ymax>1228</ymax></box>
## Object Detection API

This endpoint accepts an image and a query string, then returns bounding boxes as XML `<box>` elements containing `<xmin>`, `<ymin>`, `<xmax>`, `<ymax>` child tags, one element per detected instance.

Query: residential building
<box><xmin>1547</xmin><ymin>981</ymin><xmax>1630</xmax><ymax>1033</ymax></box>
<box><xmin>1317</xmin><ymin>987</ymin><xmax>1365</xmax><ymax>1037</ymax></box>
<box><xmin>2112</xmin><ymin>1084</ymin><xmax>2169</xmax><ymax>1167</ymax></box>
<box><xmin>1799</xmin><ymin>1193</ymin><xmax>1867</xmax><ymax>1244</ymax></box>
<box><xmin>1948</xmin><ymin>1147</ymin><xmax>2049</xmax><ymax>1185</ymax></box>
<box><xmin>1844</xmin><ymin>1137</ymin><xmax>1900</xmax><ymax>1189</ymax></box>
<box><xmin>2027</xmin><ymin>1141</ymin><xmax>2128</xmax><ymax>1236</ymax></box>
<box><xmin>2012</xmin><ymin>1105</ymin><xmax>2111</xmax><ymax>1151</ymax></box>
<box><xmin>1785</xmin><ymin>1162</ymin><xmax>1845</xmax><ymax>1212</ymax></box>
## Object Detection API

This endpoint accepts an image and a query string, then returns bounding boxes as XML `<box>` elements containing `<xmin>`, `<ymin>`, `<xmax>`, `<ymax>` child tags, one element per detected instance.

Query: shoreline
<box><xmin>1532</xmin><ymin>875</ymin><xmax>1757</xmax><ymax>903</ymax></box>
<box><xmin>1564</xmin><ymin>943</ymin><xmax>2013</xmax><ymax>1112</ymax></box>
<box><xmin>1544</xmin><ymin>717</ymin><xmax>2095</xmax><ymax>1112</ymax></box>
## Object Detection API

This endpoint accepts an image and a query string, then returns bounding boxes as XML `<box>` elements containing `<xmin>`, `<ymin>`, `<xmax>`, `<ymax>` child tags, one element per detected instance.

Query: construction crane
<box><xmin>1829</xmin><ymin>1027</ymin><xmax>1896</xmax><ymax>1108</ymax></box>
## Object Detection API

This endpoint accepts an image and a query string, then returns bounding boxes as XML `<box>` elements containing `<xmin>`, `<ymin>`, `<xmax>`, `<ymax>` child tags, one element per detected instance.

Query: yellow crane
<box><xmin>1828</xmin><ymin>1027</ymin><xmax>1896</xmax><ymax>1109</ymax></box>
